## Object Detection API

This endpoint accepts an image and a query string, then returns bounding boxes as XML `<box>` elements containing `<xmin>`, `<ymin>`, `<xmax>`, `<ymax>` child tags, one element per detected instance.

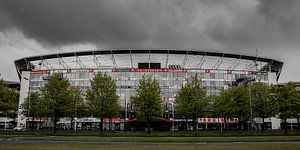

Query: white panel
<box><xmin>271</xmin><ymin>117</ymin><xmax>281</xmax><ymax>130</ymax></box>
<box><xmin>267</xmin><ymin>72</ymin><xmax>277</xmax><ymax>85</ymax></box>
<box><xmin>17</xmin><ymin>71</ymin><xmax>30</xmax><ymax>128</ymax></box>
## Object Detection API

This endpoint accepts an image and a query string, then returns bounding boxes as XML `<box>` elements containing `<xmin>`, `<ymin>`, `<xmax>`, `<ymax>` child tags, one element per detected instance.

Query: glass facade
<box><xmin>28</xmin><ymin>68</ymin><xmax>269</xmax><ymax>109</ymax></box>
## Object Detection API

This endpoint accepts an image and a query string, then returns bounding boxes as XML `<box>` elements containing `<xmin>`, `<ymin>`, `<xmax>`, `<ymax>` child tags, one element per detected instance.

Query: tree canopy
<box><xmin>131</xmin><ymin>74</ymin><xmax>162</xmax><ymax>132</ymax></box>
<box><xmin>41</xmin><ymin>73</ymin><xmax>72</xmax><ymax>131</ymax></box>
<box><xmin>250</xmin><ymin>82</ymin><xmax>277</xmax><ymax>129</ymax></box>
<box><xmin>216</xmin><ymin>86</ymin><xmax>250</xmax><ymax>127</ymax></box>
<box><xmin>175</xmin><ymin>75</ymin><xmax>208</xmax><ymax>131</ymax></box>
<box><xmin>0</xmin><ymin>79</ymin><xmax>18</xmax><ymax>118</ymax></box>
<box><xmin>86</xmin><ymin>72</ymin><xmax>120</xmax><ymax>131</ymax></box>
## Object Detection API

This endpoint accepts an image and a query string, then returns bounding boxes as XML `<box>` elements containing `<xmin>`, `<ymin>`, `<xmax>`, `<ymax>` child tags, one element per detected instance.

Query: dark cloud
<box><xmin>0</xmin><ymin>0</ymin><xmax>151</xmax><ymax>47</ymax></box>
<box><xmin>257</xmin><ymin>0</ymin><xmax>300</xmax><ymax>43</ymax></box>
<box><xmin>0</xmin><ymin>0</ymin><xmax>229</xmax><ymax>49</ymax></box>
<box><xmin>1</xmin><ymin>0</ymin><xmax>300</xmax><ymax>81</ymax></box>
<box><xmin>0</xmin><ymin>0</ymin><xmax>299</xmax><ymax>53</ymax></box>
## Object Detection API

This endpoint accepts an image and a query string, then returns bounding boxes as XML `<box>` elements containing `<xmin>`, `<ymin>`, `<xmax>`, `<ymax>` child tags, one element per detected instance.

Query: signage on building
<box><xmin>88</xmin><ymin>68</ymin><xmax>94</xmax><ymax>72</ymax></box>
<box><xmin>77</xmin><ymin>118</ymin><xmax>120</xmax><ymax>123</ymax></box>
<box><xmin>227</xmin><ymin>70</ymin><xmax>232</xmax><ymax>74</ymax></box>
<box><xmin>168</xmin><ymin>65</ymin><xmax>182</xmax><ymax>69</ymax></box>
<box><xmin>112</xmin><ymin>68</ymin><xmax>187</xmax><ymax>72</ymax></box>
<box><xmin>248</xmin><ymin>71</ymin><xmax>254</xmax><ymax>74</ymax></box>
<box><xmin>160</xmin><ymin>97</ymin><xmax>175</xmax><ymax>101</ymax></box>
<box><xmin>30</xmin><ymin>70</ymin><xmax>50</xmax><ymax>74</ymax></box>
<box><xmin>198</xmin><ymin>118</ymin><xmax>239</xmax><ymax>123</ymax></box>
<box><xmin>205</xmin><ymin>69</ymin><xmax>210</xmax><ymax>73</ymax></box>
<box><xmin>26</xmin><ymin>117</ymin><xmax>49</xmax><ymax>121</ymax></box>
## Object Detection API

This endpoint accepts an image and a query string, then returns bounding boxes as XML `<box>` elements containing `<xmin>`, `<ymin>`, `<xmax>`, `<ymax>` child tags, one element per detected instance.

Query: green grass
<box><xmin>1</xmin><ymin>130</ymin><xmax>300</xmax><ymax>137</ymax></box>
<box><xmin>1</xmin><ymin>143</ymin><xmax>300</xmax><ymax>150</ymax></box>
<box><xmin>27</xmin><ymin>136</ymin><xmax>300</xmax><ymax>143</ymax></box>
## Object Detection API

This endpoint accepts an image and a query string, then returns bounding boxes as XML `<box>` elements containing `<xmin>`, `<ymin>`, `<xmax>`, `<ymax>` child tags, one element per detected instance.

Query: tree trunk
<box><xmin>297</xmin><ymin>116</ymin><xmax>300</xmax><ymax>130</ymax></box>
<box><xmin>193</xmin><ymin>117</ymin><xmax>197</xmax><ymax>132</ymax></box>
<box><xmin>224</xmin><ymin>118</ymin><xmax>227</xmax><ymax>131</ymax></box>
<box><xmin>147</xmin><ymin>117</ymin><xmax>151</xmax><ymax>134</ymax></box>
<box><xmin>261</xmin><ymin>117</ymin><xmax>265</xmax><ymax>131</ymax></box>
<box><xmin>185</xmin><ymin>117</ymin><xmax>188</xmax><ymax>132</ymax></box>
<box><xmin>109</xmin><ymin>118</ymin><xmax>112</xmax><ymax>131</ymax></box>
<box><xmin>53</xmin><ymin>115</ymin><xmax>57</xmax><ymax>132</ymax></box>
<box><xmin>100</xmin><ymin>118</ymin><xmax>103</xmax><ymax>132</ymax></box>
<box><xmin>31</xmin><ymin>117</ymin><xmax>34</xmax><ymax>131</ymax></box>
<box><xmin>239</xmin><ymin>117</ymin><xmax>243</xmax><ymax>131</ymax></box>
<box><xmin>39</xmin><ymin>118</ymin><xmax>42</xmax><ymax>130</ymax></box>
<box><xmin>284</xmin><ymin>118</ymin><xmax>288</xmax><ymax>136</ymax></box>
<box><xmin>70</xmin><ymin>117</ymin><xmax>74</xmax><ymax>130</ymax></box>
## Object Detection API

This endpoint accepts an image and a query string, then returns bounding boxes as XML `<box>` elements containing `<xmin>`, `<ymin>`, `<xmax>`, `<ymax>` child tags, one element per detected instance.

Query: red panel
<box><xmin>30</xmin><ymin>70</ymin><xmax>49</xmax><ymax>74</ymax></box>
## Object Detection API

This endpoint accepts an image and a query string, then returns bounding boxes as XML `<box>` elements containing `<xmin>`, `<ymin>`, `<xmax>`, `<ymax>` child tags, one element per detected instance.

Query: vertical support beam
<box><xmin>57</xmin><ymin>56</ymin><xmax>69</xmax><ymax>69</ymax></box>
<box><xmin>181</xmin><ymin>50</ymin><xmax>188</xmax><ymax>68</ymax></box>
<box><xmin>130</xmin><ymin>50</ymin><xmax>133</xmax><ymax>68</ymax></box>
<box><xmin>269</xmin><ymin>60</ymin><xmax>273</xmax><ymax>72</ymax></box>
<box><xmin>41</xmin><ymin>59</ymin><xmax>53</xmax><ymax>70</ymax></box>
<box><xmin>76</xmin><ymin>56</ymin><xmax>85</xmax><ymax>69</ymax></box>
<box><xmin>38</xmin><ymin>56</ymin><xmax>43</xmax><ymax>69</ymax></box>
<box><xmin>111</xmin><ymin>50</ymin><xmax>117</xmax><ymax>68</ymax></box>
<box><xmin>25</xmin><ymin>58</ymin><xmax>31</xmax><ymax>70</ymax></box>
<box><xmin>148</xmin><ymin>49</ymin><xmax>151</xmax><ymax>68</ymax></box>
<box><xmin>93</xmin><ymin>51</ymin><xmax>96</xmax><ymax>68</ymax></box>
<box><xmin>57</xmin><ymin>54</ymin><xmax>62</xmax><ymax>69</ymax></box>
<box><xmin>231</xmin><ymin>55</ymin><xmax>242</xmax><ymax>70</ymax></box>
<box><xmin>197</xmin><ymin>52</ymin><xmax>206</xmax><ymax>69</ymax></box>
<box><xmin>93</xmin><ymin>51</ymin><xmax>101</xmax><ymax>68</ymax></box>
<box><xmin>165</xmin><ymin>49</ymin><xmax>169</xmax><ymax>69</ymax></box>
<box><xmin>73</xmin><ymin>52</ymin><xmax>85</xmax><ymax>69</ymax></box>
<box><xmin>213</xmin><ymin>53</ymin><xmax>224</xmax><ymax>69</ymax></box>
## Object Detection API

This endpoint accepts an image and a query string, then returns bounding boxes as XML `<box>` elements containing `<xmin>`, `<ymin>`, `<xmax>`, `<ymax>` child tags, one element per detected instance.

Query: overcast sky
<box><xmin>0</xmin><ymin>0</ymin><xmax>299</xmax><ymax>82</ymax></box>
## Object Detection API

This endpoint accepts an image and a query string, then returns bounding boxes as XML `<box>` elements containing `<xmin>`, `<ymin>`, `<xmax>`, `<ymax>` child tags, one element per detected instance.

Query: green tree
<box><xmin>271</xmin><ymin>83</ymin><xmax>299</xmax><ymax>135</ymax></box>
<box><xmin>0</xmin><ymin>79</ymin><xmax>18</xmax><ymax>119</ymax></box>
<box><xmin>62</xmin><ymin>87</ymin><xmax>86</xmax><ymax>130</ymax></box>
<box><xmin>131</xmin><ymin>74</ymin><xmax>162</xmax><ymax>133</ymax></box>
<box><xmin>250</xmin><ymin>82</ymin><xmax>276</xmax><ymax>130</ymax></box>
<box><xmin>86</xmin><ymin>72</ymin><xmax>119</xmax><ymax>131</ymax></box>
<box><xmin>41</xmin><ymin>73</ymin><xmax>71</xmax><ymax>131</ymax></box>
<box><xmin>20</xmin><ymin>92</ymin><xmax>43</xmax><ymax>130</ymax></box>
<box><xmin>217</xmin><ymin>86</ymin><xmax>250</xmax><ymax>131</ymax></box>
<box><xmin>293</xmin><ymin>87</ymin><xmax>300</xmax><ymax>129</ymax></box>
<box><xmin>175</xmin><ymin>75</ymin><xmax>208</xmax><ymax>131</ymax></box>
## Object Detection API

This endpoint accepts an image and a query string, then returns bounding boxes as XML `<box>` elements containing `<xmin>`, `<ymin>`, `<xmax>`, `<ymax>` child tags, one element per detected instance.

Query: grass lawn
<box><xmin>1</xmin><ymin>130</ymin><xmax>300</xmax><ymax>137</ymax></box>
<box><xmin>1</xmin><ymin>143</ymin><xmax>300</xmax><ymax>150</ymax></box>
<box><xmin>27</xmin><ymin>136</ymin><xmax>300</xmax><ymax>142</ymax></box>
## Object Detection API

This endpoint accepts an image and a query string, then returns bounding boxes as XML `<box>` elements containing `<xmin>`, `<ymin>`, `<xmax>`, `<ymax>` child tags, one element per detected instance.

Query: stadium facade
<box><xmin>15</xmin><ymin>49</ymin><xmax>283</xmax><ymax>130</ymax></box>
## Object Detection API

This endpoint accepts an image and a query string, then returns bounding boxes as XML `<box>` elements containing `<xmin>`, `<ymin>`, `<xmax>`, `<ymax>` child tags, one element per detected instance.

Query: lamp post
<box><xmin>171</xmin><ymin>101</ymin><xmax>175</xmax><ymax>132</ymax></box>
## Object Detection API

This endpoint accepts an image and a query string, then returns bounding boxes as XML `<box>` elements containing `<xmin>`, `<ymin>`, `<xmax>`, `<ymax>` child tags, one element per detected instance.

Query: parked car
<box><xmin>13</xmin><ymin>126</ymin><xmax>25</xmax><ymax>131</ymax></box>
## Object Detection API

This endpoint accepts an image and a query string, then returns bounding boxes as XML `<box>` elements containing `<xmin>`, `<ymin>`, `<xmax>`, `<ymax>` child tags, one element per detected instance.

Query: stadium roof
<box><xmin>15</xmin><ymin>49</ymin><xmax>283</xmax><ymax>80</ymax></box>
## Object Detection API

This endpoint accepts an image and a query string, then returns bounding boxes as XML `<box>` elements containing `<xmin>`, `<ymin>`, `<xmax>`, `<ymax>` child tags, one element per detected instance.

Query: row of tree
<box><xmin>176</xmin><ymin>76</ymin><xmax>300</xmax><ymax>133</ymax></box>
<box><xmin>20</xmin><ymin>72</ymin><xmax>300</xmax><ymax>133</ymax></box>
<box><xmin>21</xmin><ymin>73</ymin><xmax>119</xmax><ymax>131</ymax></box>
<box><xmin>0</xmin><ymin>79</ymin><xmax>18</xmax><ymax>119</ymax></box>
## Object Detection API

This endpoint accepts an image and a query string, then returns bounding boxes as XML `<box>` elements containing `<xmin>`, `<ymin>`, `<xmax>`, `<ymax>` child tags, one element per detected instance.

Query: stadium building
<box><xmin>15</xmin><ymin>49</ymin><xmax>283</xmax><ymax>130</ymax></box>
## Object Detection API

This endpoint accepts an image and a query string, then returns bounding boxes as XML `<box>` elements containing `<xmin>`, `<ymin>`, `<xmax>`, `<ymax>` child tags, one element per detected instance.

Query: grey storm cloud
<box><xmin>0</xmin><ymin>0</ymin><xmax>300</xmax><ymax>52</ymax></box>
<box><xmin>0</xmin><ymin>0</ymin><xmax>300</xmax><ymax>82</ymax></box>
